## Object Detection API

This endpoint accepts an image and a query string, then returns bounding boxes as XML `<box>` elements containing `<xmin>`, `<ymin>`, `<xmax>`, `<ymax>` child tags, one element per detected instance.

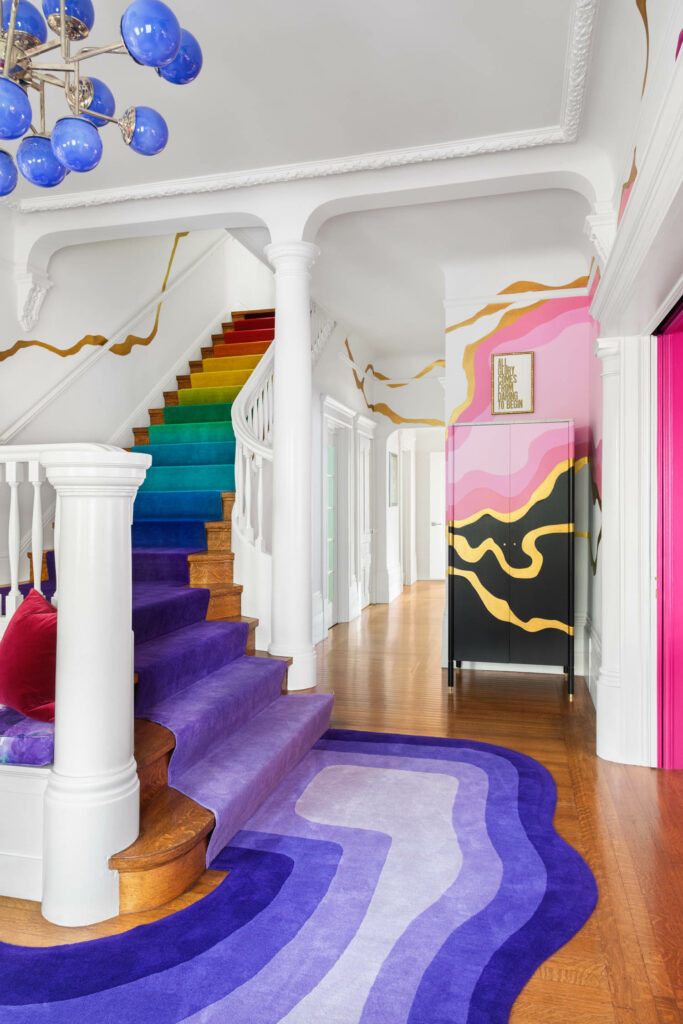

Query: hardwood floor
<box><xmin>4</xmin><ymin>579</ymin><xmax>683</xmax><ymax>1024</ymax></box>
<box><xmin>315</xmin><ymin>581</ymin><xmax>683</xmax><ymax>1024</ymax></box>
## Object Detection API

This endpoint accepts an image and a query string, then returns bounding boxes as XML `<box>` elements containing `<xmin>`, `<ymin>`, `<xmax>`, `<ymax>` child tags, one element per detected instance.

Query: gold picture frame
<box><xmin>491</xmin><ymin>351</ymin><xmax>535</xmax><ymax>415</ymax></box>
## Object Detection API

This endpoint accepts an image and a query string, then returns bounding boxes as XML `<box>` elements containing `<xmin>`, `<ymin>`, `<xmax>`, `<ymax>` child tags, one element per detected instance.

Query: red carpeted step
<box><xmin>232</xmin><ymin>317</ymin><xmax>274</xmax><ymax>332</ymax></box>
<box><xmin>221</xmin><ymin>327</ymin><xmax>274</xmax><ymax>344</ymax></box>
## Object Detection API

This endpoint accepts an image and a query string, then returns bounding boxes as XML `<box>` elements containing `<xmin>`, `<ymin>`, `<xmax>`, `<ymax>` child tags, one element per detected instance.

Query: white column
<box><xmin>265</xmin><ymin>241</ymin><xmax>319</xmax><ymax>691</ymax></box>
<box><xmin>595</xmin><ymin>337</ymin><xmax>658</xmax><ymax>767</ymax></box>
<box><xmin>41</xmin><ymin>449</ymin><xmax>150</xmax><ymax>927</ymax></box>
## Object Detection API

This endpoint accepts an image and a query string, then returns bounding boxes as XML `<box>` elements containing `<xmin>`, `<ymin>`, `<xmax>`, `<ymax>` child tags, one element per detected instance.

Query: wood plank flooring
<box><xmin>3</xmin><ymin>579</ymin><xmax>683</xmax><ymax>1024</ymax></box>
<box><xmin>314</xmin><ymin>581</ymin><xmax>683</xmax><ymax>1024</ymax></box>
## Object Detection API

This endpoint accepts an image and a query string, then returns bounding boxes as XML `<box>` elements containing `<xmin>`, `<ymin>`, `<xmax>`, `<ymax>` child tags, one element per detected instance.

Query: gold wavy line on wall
<box><xmin>449</xmin><ymin>458</ymin><xmax>573</xmax><ymax>528</ymax></box>
<box><xmin>0</xmin><ymin>232</ymin><xmax>188</xmax><ymax>364</ymax></box>
<box><xmin>448</xmin><ymin>302</ymin><xmax>547</xmax><ymax>424</ymax></box>
<box><xmin>448</xmin><ymin>566</ymin><xmax>574</xmax><ymax>635</ymax></box>
<box><xmin>451</xmin><ymin>523</ymin><xmax>573</xmax><ymax>579</ymax></box>
<box><xmin>497</xmin><ymin>275</ymin><xmax>589</xmax><ymax>295</ymax></box>
<box><xmin>360</xmin><ymin>357</ymin><xmax>446</xmax><ymax>388</ymax></box>
<box><xmin>344</xmin><ymin>339</ymin><xmax>445</xmax><ymax>426</ymax></box>
<box><xmin>445</xmin><ymin>302</ymin><xmax>512</xmax><ymax>334</ymax></box>
<box><xmin>636</xmin><ymin>0</ymin><xmax>650</xmax><ymax>95</ymax></box>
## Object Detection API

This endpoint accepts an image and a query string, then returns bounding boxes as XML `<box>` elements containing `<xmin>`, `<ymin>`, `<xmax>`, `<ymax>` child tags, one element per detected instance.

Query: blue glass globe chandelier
<box><xmin>0</xmin><ymin>0</ymin><xmax>202</xmax><ymax>195</ymax></box>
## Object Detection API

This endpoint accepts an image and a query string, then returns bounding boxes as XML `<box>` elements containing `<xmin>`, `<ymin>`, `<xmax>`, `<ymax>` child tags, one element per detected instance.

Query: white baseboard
<box><xmin>0</xmin><ymin>764</ymin><xmax>50</xmax><ymax>901</ymax></box>
<box><xmin>588</xmin><ymin>622</ymin><xmax>602</xmax><ymax>707</ymax></box>
<box><xmin>0</xmin><ymin>853</ymin><xmax>43</xmax><ymax>901</ymax></box>
<box><xmin>312</xmin><ymin>590</ymin><xmax>325</xmax><ymax>645</ymax></box>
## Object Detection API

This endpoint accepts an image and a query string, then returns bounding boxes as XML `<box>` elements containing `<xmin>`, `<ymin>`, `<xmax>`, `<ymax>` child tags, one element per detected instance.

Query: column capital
<box><xmin>265</xmin><ymin>241</ymin><xmax>320</xmax><ymax>273</ymax></box>
<box><xmin>595</xmin><ymin>336</ymin><xmax>621</xmax><ymax>375</ymax></box>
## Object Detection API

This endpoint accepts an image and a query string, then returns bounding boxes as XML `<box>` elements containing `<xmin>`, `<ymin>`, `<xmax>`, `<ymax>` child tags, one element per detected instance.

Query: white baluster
<box><xmin>29</xmin><ymin>460</ymin><xmax>45</xmax><ymax>596</ymax></box>
<box><xmin>52</xmin><ymin>493</ymin><xmax>61</xmax><ymax>607</ymax></box>
<box><xmin>5</xmin><ymin>461</ymin><xmax>24</xmax><ymax>619</ymax></box>
<box><xmin>256</xmin><ymin>454</ymin><xmax>264</xmax><ymax>551</ymax></box>
<box><xmin>257</xmin><ymin>393</ymin><xmax>264</xmax><ymax>442</ymax></box>
<box><xmin>244</xmin><ymin>452</ymin><xmax>254</xmax><ymax>542</ymax></box>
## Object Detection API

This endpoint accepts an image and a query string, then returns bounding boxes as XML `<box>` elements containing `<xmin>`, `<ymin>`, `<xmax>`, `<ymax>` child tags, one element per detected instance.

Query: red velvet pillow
<box><xmin>0</xmin><ymin>589</ymin><xmax>57</xmax><ymax>722</ymax></box>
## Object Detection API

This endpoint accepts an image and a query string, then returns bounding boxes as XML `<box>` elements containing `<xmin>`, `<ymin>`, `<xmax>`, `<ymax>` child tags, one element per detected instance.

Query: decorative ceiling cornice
<box><xmin>7</xmin><ymin>0</ymin><xmax>599</xmax><ymax>215</ymax></box>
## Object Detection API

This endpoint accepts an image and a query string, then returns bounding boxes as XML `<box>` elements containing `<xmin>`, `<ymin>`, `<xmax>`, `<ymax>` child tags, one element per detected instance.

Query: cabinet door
<box><xmin>449</xmin><ymin>422</ymin><xmax>511</xmax><ymax>664</ymax></box>
<box><xmin>508</xmin><ymin>422</ymin><xmax>573</xmax><ymax>666</ymax></box>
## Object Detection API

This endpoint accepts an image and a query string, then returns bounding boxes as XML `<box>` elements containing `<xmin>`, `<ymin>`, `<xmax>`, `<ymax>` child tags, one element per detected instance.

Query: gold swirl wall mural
<box><xmin>497</xmin><ymin>275</ymin><xmax>589</xmax><ymax>296</ymax></box>
<box><xmin>450</xmin><ymin>523</ymin><xmax>573</xmax><ymax>580</ymax></box>
<box><xmin>344</xmin><ymin>339</ymin><xmax>445</xmax><ymax>426</ymax></box>
<box><xmin>636</xmin><ymin>0</ymin><xmax>650</xmax><ymax>95</ymax></box>
<box><xmin>0</xmin><ymin>232</ymin><xmax>188</xmax><ymax>364</ymax></box>
<box><xmin>447</xmin><ymin>566</ymin><xmax>574</xmax><ymax>636</ymax></box>
<box><xmin>574</xmin><ymin>455</ymin><xmax>602</xmax><ymax>576</ymax></box>
<box><xmin>357</xmin><ymin>356</ymin><xmax>445</xmax><ymax>389</ymax></box>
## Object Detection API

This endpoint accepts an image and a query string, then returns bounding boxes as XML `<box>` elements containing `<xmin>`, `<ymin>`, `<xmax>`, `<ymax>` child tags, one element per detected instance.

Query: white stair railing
<box><xmin>230</xmin><ymin>303</ymin><xmax>336</xmax><ymax>645</ymax></box>
<box><xmin>0</xmin><ymin>444</ymin><xmax>151</xmax><ymax>927</ymax></box>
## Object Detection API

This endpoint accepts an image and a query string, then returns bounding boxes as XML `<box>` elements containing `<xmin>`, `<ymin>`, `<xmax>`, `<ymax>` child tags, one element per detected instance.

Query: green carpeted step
<box><xmin>163</xmin><ymin>403</ymin><xmax>232</xmax><ymax>424</ymax></box>
<box><xmin>149</xmin><ymin>421</ymin><xmax>235</xmax><ymax>444</ymax></box>
<box><xmin>132</xmin><ymin>441</ymin><xmax>236</xmax><ymax>466</ymax></box>
<box><xmin>139</xmin><ymin>464</ymin><xmax>236</xmax><ymax>492</ymax></box>
<box><xmin>178</xmin><ymin>386</ymin><xmax>242</xmax><ymax>405</ymax></box>
<box><xmin>201</xmin><ymin>354</ymin><xmax>262</xmax><ymax>373</ymax></box>
<box><xmin>190</xmin><ymin>369</ymin><xmax>251</xmax><ymax>389</ymax></box>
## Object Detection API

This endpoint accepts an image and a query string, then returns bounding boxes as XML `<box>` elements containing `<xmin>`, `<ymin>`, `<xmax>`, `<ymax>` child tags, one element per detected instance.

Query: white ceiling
<box><xmin>311</xmin><ymin>189</ymin><xmax>592</xmax><ymax>358</ymax></box>
<box><xmin>13</xmin><ymin>0</ymin><xmax>578</xmax><ymax>196</ymax></box>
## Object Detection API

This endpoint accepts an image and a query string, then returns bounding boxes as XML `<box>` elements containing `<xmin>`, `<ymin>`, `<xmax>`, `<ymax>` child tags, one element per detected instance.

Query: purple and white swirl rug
<box><xmin>0</xmin><ymin>731</ymin><xmax>597</xmax><ymax>1023</ymax></box>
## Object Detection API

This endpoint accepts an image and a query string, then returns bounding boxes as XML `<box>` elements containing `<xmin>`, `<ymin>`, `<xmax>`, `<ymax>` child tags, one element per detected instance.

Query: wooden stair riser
<box><xmin>189</xmin><ymin>360</ymin><xmax>203</xmax><ymax>374</ymax></box>
<box><xmin>117</xmin><ymin>838</ymin><xmax>209</xmax><ymax>915</ymax></box>
<box><xmin>222</xmin><ymin>492</ymin><xmax>235</xmax><ymax>521</ymax></box>
<box><xmin>149</xmin><ymin>408</ymin><xmax>165</xmax><ymax>425</ymax></box>
<box><xmin>133</xmin><ymin>427</ymin><xmax>150</xmax><ymax>446</ymax></box>
<box><xmin>205</xmin><ymin>521</ymin><xmax>231</xmax><ymax>551</ymax></box>
<box><xmin>225</xmin><ymin>309</ymin><xmax>274</xmax><ymax>324</ymax></box>
<box><xmin>164</xmin><ymin>391</ymin><xmax>179</xmax><ymax>407</ymax></box>
<box><xmin>177</xmin><ymin>375</ymin><xmax>191</xmax><ymax>391</ymax></box>
<box><xmin>137</xmin><ymin>752</ymin><xmax>171</xmax><ymax>807</ymax></box>
<box><xmin>188</xmin><ymin>555</ymin><xmax>234</xmax><ymax>587</ymax></box>
<box><xmin>207</xmin><ymin>588</ymin><xmax>242</xmax><ymax>619</ymax></box>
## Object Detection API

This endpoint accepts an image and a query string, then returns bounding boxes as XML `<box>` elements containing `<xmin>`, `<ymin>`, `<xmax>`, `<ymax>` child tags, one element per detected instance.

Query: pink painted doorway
<box><xmin>658</xmin><ymin>301</ymin><xmax>683</xmax><ymax>769</ymax></box>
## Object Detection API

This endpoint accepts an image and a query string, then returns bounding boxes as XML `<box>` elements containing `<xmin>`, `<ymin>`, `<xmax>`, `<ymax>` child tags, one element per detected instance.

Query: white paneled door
<box><xmin>428</xmin><ymin>451</ymin><xmax>446</xmax><ymax>579</ymax></box>
<box><xmin>359</xmin><ymin>435</ymin><xmax>372</xmax><ymax>608</ymax></box>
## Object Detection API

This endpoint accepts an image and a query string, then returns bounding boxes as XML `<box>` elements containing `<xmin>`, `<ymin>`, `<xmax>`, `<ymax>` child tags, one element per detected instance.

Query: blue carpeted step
<box><xmin>135</xmin><ymin>620</ymin><xmax>250</xmax><ymax>710</ymax></box>
<box><xmin>138</xmin><ymin>654</ymin><xmax>284</xmax><ymax>764</ymax></box>
<box><xmin>132</xmin><ymin>549</ymin><xmax>193</xmax><ymax>584</ymax></box>
<box><xmin>132</xmin><ymin>583</ymin><xmax>210</xmax><ymax>644</ymax></box>
<box><xmin>132</xmin><ymin>519</ymin><xmax>208</xmax><ymax>549</ymax></box>
<box><xmin>134</xmin><ymin>490</ymin><xmax>223</xmax><ymax>521</ymax></box>
<box><xmin>148</xmin><ymin>422</ymin><xmax>235</xmax><ymax>445</ymax></box>
<box><xmin>163</xmin><ymin>403</ymin><xmax>232</xmax><ymax>425</ymax></box>
<box><xmin>132</xmin><ymin>442</ymin><xmax>236</xmax><ymax>467</ymax></box>
<box><xmin>139</xmin><ymin>465</ymin><xmax>235</xmax><ymax>493</ymax></box>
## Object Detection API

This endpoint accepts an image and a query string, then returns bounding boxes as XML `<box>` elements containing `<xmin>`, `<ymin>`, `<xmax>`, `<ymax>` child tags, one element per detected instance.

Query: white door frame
<box><xmin>355</xmin><ymin>414</ymin><xmax>376</xmax><ymax>608</ymax></box>
<box><xmin>321</xmin><ymin>396</ymin><xmax>361</xmax><ymax>634</ymax></box>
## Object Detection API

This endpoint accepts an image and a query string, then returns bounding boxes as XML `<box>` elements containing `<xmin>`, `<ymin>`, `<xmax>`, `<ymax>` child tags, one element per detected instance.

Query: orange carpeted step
<box><xmin>212</xmin><ymin>340</ymin><xmax>270</xmax><ymax>358</ymax></box>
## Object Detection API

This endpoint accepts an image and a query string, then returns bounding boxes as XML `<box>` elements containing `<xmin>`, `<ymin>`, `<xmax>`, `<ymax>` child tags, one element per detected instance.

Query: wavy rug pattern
<box><xmin>0</xmin><ymin>731</ymin><xmax>597</xmax><ymax>1024</ymax></box>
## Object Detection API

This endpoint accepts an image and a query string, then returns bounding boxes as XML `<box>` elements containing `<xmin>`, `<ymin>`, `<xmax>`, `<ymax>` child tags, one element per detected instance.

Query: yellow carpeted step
<box><xmin>190</xmin><ymin>369</ymin><xmax>252</xmax><ymax>389</ymax></box>
<box><xmin>201</xmin><ymin>354</ymin><xmax>262</xmax><ymax>373</ymax></box>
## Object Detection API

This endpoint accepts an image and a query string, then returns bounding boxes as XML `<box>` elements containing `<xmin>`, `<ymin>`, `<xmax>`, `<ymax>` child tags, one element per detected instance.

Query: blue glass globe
<box><xmin>157</xmin><ymin>28</ymin><xmax>202</xmax><ymax>84</ymax></box>
<box><xmin>126</xmin><ymin>105</ymin><xmax>168</xmax><ymax>155</ymax></box>
<box><xmin>2</xmin><ymin>1</ymin><xmax>47</xmax><ymax>47</ymax></box>
<box><xmin>0</xmin><ymin>79</ymin><xmax>32</xmax><ymax>140</ymax></box>
<box><xmin>51</xmin><ymin>116</ymin><xmax>102</xmax><ymax>172</ymax></box>
<box><xmin>121</xmin><ymin>0</ymin><xmax>180</xmax><ymax>68</ymax></box>
<box><xmin>80</xmin><ymin>77</ymin><xmax>115</xmax><ymax>128</ymax></box>
<box><xmin>0</xmin><ymin>149</ymin><xmax>17</xmax><ymax>195</ymax></box>
<box><xmin>42</xmin><ymin>0</ymin><xmax>94</xmax><ymax>38</ymax></box>
<box><xmin>17</xmin><ymin>134</ymin><xmax>67</xmax><ymax>187</ymax></box>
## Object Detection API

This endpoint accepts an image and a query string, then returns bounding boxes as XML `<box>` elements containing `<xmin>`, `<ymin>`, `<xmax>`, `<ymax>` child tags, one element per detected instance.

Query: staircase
<box><xmin>110</xmin><ymin>309</ymin><xmax>332</xmax><ymax>913</ymax></box>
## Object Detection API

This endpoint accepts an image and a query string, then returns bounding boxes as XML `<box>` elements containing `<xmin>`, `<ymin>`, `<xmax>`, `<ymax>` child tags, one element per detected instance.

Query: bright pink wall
<box><xmin>658</xmin><ymin>330</ymin><xmax>683</xmax><ymax>769</ymax></box>
<box><xmin>447</xmin><ymin>296</ymin><xmax>601</xmax><ymax>522</ymax></box>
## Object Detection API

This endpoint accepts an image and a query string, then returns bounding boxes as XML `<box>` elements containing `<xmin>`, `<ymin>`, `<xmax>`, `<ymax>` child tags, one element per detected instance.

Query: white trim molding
<box><xmin>7</xmin><ymin>0</ymin><xmax>599</xmax><ymax>215</ymax></box>
<box><xmin>594</xmin><ymin>336</ymin><xmax>658</xmax><ymax>767</ymax></box>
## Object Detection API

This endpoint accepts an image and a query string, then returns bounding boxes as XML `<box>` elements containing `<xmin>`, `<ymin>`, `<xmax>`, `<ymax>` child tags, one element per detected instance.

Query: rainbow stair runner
<box><xmin>1</xmin><ymin>310</ymin><xmax>332</xmax><ymax>914</ymax></box>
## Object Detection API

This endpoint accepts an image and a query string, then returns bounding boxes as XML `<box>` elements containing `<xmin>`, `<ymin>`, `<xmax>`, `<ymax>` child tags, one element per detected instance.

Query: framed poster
<box><xmin>388</xmin><ymin>452</ymin><xmax>398</xmax><ymax>507</ymax></box>
<box><xmin>491</xmin><ymin>352</ymin><xmax>534</xmax><ymax>414</ymax></box>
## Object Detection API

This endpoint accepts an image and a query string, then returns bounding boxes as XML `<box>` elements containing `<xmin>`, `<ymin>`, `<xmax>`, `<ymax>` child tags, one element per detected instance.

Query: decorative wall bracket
<box><xmin>15</xmin><ymin>266</ymin><xmax>53</xmax><ymax>331</ymax></box>
<box><xmin>584</xmin><ymin>204</ymin><xmax>618</xmax><ymax>271</ymax></box>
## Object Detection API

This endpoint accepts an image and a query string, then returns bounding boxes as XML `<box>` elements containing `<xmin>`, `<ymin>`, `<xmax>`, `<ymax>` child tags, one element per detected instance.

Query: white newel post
<box><xmin>595</xmin><ymin>337</ymin><xmax>657</xmax><ymax>767</ymax></box>
<box><xmin>265</xmin><ymin>241</ymin><xmax>320</xmax><ymax>690</ymax></box>
<box><xmin>41</xmin><ymin>449</ymin><xmax>151</xmax><ymax>927</ymax></box>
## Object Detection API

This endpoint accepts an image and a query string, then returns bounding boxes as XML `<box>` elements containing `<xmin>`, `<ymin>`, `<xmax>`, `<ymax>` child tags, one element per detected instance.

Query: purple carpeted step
<box><xmin>135</xmin><ymin>620</ymin><xmax>250</xmax><ymax>709</ymax></box>
<box><xmin>170</xmin><ymin>691</ymin><xmax>334</xmax><ymax>862</ymax></box>
<box><xmin>132</xmin><ymin>583</ymin><xmax>210</xmax><ymax>644</ymax></box>
<box><xmin>132</xmin><ymin>548</ymin><xmax>196</xmax><ymax>585</ymax></box>
<box><xmin>138</xmin><ymin>654</ymin><xmax>286</xmax><ymax>766</ymax></box>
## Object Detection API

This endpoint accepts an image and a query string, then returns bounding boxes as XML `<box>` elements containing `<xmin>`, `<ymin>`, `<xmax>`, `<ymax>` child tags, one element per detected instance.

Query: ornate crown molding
<box><xmin>4</xmin><ymin>0</ymin><xmax>598</xmax><ymax>215</ymax></box>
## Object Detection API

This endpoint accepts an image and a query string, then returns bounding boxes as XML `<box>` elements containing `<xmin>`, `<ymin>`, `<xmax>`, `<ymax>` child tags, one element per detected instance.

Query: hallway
<box><xmin>315</xmin><ymin>581</ymin><xmax>683</xmax><ymax>1024</ymax></box>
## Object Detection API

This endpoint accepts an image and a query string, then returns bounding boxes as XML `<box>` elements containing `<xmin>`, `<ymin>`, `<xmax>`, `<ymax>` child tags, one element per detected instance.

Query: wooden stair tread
<box><xmin>110</xmin><ymin>787</ymin><xmax>214</xmax><ymax>871</ymax></box>
<box><xmin>188</xmin><ymin>551</ymin><xmax>234</xmax><ymax>564</ymax></box>
<box><xmin>134</xmin><ymin>719</ymin><xmax>175</xmax><ymax>770</ymax></box>
<box><xmin>227</xmin><ymin>309</ymin><xmax>274</xmax><ymax>323</ymax></box>
<box><xmin>253</xmin><ymin>650</ymin><xmax>294</xmax><ymax>668</ymax></box>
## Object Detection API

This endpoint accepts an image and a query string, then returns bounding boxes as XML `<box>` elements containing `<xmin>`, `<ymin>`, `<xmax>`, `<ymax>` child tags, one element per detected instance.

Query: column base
<box><xmin>269</xmin><ymin>644</ymin><xmax>317</xmax><ymax>691</ymax></box>
<box><xmin>41</xmin><ymin>760</ymin><xmax>139</xmax><ymax>927</ymax></box>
